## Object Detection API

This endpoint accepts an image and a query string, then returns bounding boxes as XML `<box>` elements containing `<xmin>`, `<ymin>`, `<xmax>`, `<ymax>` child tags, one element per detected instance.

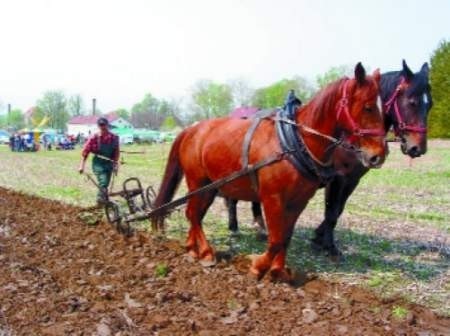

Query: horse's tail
<box><xmin>152</xmin><ymin>129</ymin><xmax>186</xmax><ymax>227</ymax></box>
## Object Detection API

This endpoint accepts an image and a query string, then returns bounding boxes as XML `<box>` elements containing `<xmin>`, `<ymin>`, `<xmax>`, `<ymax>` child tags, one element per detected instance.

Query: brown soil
<box><xmin>0</xmin><ymin>188</ymin><xmax>449</xmax><ymax>335</ymax></box>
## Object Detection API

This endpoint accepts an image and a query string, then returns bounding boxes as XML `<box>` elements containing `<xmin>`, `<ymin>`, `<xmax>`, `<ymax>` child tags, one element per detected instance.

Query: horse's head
<box><xmin>384</xmin><ymin>60</ymin><xmax>432</xmax><ymax>158</ymax></box>
<box><xmin>336</xmin><ymin>62</ymin><xmax>387</xmax><ymax>169</ymax></box>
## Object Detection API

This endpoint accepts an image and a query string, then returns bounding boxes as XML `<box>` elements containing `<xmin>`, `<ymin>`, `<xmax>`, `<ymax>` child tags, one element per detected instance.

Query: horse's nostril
<box><xmin>409</xmin><ymin>146</ymin><xmax>419</xmax><ymax>156</ymax></box>
<box><xmin>369</xmin><ymin>155</ymin><xmax>380</xmax><ymax>166</ymax></box>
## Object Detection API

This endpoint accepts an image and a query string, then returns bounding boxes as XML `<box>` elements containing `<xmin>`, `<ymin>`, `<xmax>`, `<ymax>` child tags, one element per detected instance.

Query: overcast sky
<box><xmin>0</xmin><ymin>0</ymin><xmax>448</xmax><ymax>113</ymax></box>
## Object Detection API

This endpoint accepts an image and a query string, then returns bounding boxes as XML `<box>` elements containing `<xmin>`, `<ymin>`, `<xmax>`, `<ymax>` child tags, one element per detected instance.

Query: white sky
<box><xmin>0</xmin><ymin>0</ymin><xmax>449</xmax><ymax>113</ymax></box>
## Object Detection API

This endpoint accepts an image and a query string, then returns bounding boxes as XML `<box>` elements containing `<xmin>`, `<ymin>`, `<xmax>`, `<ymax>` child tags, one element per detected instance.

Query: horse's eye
<box><xmin>364</xmin><ymin>105</ymin><xmax>373</xmax><ymax>112</ymax></box>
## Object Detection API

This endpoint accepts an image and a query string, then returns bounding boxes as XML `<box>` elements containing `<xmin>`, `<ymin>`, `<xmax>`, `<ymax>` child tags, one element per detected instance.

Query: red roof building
<box><xmin>68</xmin><ymin>112</ymin><xmax>120</xmax><ymax>125</ymax></box>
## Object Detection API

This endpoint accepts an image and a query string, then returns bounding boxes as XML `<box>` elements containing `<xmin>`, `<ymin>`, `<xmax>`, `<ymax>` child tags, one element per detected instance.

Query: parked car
<box><xmin>119</xmin><ymin>133</ymin><xmax>134</xmax><ymax>145</ymax></box>
<box><xmin>159</xmin><ymin>131</ymin><xmax>176</xmax><ymax>142</ymax></box>
<box><xmin>0</xmin><ymin>130</ymin><xmax>10</xmax><ymax>144</ymax></box>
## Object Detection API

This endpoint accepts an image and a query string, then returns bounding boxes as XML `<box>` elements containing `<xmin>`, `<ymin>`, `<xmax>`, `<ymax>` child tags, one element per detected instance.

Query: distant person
<box><xmin>14</xmin><ymin>134</ymin><xmax>21</xmax><ymax>151</ymax></box>
<box><xmin>78</xmin><ymin>117</ymin><xmax>120</xmax><ymax>205</ymax></box>
<box><xmin>19</xmin><ymin>135</ymin><xmax>25</xmax><ymax>152</ymax></box>
<box><xmin>9</xmin><ymin>135</ymin><xmax>14</xmax><ymax>151</ymax></box>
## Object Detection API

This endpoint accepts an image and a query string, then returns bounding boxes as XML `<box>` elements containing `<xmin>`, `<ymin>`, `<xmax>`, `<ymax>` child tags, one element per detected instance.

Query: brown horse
<box><xmin>153</xmin><ymin>63</ymin><xmax>386</xmax><ymax>281</ymax></box>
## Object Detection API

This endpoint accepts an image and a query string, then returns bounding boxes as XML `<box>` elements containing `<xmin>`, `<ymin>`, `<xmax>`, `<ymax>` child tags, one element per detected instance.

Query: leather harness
<box><xmin>240</xmin><ymin>81</ymin><xmax>386</xmax><ymax>191</ymax></box>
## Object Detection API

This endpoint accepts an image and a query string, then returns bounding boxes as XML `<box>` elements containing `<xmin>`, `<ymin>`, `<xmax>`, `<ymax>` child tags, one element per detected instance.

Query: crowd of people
<box><xmin>9</xmin><ymin>133</ymin><xmax>38</xmax><ymax>152</ymax></box>
<box><xmin>9</xmin><ymin>132</ymin><xmax>84</xmax><ymax>152</ymax></box>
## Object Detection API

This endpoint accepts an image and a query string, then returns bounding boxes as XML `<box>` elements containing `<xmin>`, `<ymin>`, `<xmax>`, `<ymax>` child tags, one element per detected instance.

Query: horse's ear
<box><xmin>372</xmin><ymin>68</ymin><xmax>381</xmax><ymax>82</ymax></box>
<box><xmin>401</xmin><ymin>59</ymin><xmax>414</xmax><ymax>81</ymax></box>
<box><xmin>354</xmin><ymin>62</ymin><xmax>366</xmax><ymax>86</ymax></box>
<box><xmin>420</xmin><ymin>62</ymin><xmax>430</xmax><ymax>76</ymax></box>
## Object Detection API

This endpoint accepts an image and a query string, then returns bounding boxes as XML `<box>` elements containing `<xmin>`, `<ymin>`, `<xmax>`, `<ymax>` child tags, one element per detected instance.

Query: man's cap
<box><xmin>97</xmin><ymin>117</ymin><xmax>109</xmax><ymax>126</ymax></box>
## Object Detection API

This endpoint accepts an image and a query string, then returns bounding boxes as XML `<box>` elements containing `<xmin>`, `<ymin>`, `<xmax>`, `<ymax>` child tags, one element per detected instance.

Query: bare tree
<box><xmin>229</xmin><ymin>78</ymin><xmax>254</xmax><ymax>107</ymax></box>
<box><xmin>67</xmin><ymin>94</ymin><xmax>85</xmax><ymax>116</ymax></box>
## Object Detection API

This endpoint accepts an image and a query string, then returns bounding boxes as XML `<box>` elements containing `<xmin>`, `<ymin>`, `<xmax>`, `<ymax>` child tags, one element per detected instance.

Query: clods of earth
<box><xmin>0</xmin><ymin>188</ymin><xmax>449</xmax><ymax>335</ymax></box>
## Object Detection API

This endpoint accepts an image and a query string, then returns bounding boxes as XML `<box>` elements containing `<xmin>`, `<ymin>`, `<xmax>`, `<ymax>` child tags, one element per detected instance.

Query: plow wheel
<box><xmin>105</xmin><ymin>201</ymin><xmax>121</xmax><ymax>226</ymax></box>
<box><xmin>104</xmin><ymin>201</ymin><xmax>131</xmax><ymax>236</ymax></box>
<box><xmin>104</xmin><ymin>201</ymin><xmax>133</xmax><ymax>236</ymax></box>
<box><xmin>145</xmin><ymin>185</ymin><xmax>157</xmax><ymax>208</ymax></box>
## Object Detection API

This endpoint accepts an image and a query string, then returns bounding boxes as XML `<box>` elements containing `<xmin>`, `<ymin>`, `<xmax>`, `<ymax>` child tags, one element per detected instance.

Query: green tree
<box><xmin>429</xmin><ymin>40</ymin><xmax>450</xmax><ymax>138</ymax></box>
<box><xmin>115</xmin><ymin>108</ymin><xmax>130</xmax><ymax>121</ymax></box>
<box><xmin>191</xmin><ymin>80</ymin><xmax>233</xmax><ymax>119</ymax></box>
<box><xmin>7</xmin><ymin>109</ymin><xmax>25</xmax><ymax>129</ymax></box>
<box><xmin>160</xmin><ymin>115</ymin><xmax>177</xmax><ymax>131</ymax></box>
<box><xmin>0</xmin><ymin>114</ymin><xmax>7</xmax><ymax>128</ymax></box>
<box><xmin>252</xmin><ymin>76</ymin><xmax>315</xmax><ymax>109</ymax></box>
<box><xmin>36</xmin><ymin>90</ymin><xmax>68</xmax><ymax>130</ymax></box>
<box><xmin>131</xmin><ymin>93</ymin><xmax>162</xmax><ymax>128</ymax></box>
<box><xmin>316</xmin><ymin>65</ymin><xmax>353</xmax><ymax>89</ymax></box>
<box><xmin>67</xmin><ymin>94</ymin><xmax>85</xmax><ymax>116</ymax></box>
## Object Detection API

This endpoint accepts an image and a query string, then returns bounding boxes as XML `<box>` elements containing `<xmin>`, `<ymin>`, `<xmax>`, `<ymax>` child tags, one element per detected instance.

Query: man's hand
<box><xmin>113</xmin><ymin>162</ymin><xmax>119</xmax><ymax>175</ymax></box>
<box><xmin>78</xmin><ymin>160</ymin><xmax>86</xmax><ymax>174</ymax></box>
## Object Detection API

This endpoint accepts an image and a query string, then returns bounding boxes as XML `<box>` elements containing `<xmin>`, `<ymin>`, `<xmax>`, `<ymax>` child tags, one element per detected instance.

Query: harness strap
<box><xmin>241</xmin><ymin>117</ymin><xmax>264</xmax><ymax>192</ymax></box>
<box><xmin>149</xmin><ymin>151</ymin><xmax>290</xmax><ymax>218</ymax></box>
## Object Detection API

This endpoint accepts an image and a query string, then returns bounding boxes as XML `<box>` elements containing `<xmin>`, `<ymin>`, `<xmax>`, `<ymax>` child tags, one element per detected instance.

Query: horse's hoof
<box><xmin>199</xmin><ymin>258</ymin><xmax>217</xmax><ymax>268</ymax></box>
<box><xmin>328</xmin><ymin>248</ymin><xmax>343</xmax><ymax>263</ymax></box>
<box><xmin>310</xmin><ymin>239</ymin><xmax>325</xmax><ymax>253</ymax></box>
<box><xmin>184</xmin><ymin>253</ymin><xmax>197</xmax><ymax>263</ymax></box>
<box><xmin>186</xmin><ymin>248</ymin><xmax>199</xmax><ymax>260</ymax></box>
<box><xmin>255</xmin><ymin>231</ymin><xmax>268</xmax><ymax>242</ymax></box>
<box><xmin>248</xmin><ymin>267</ymin><xmax>262</xmax><ymax>280</ymax></box>
<box><xmin>269</xmin><ymin>267</ymin><xmax>293</xmax><ymax>284</ymax></box>
<box><xmin>229</xmin><ymin>230</ymin><xmax>241</xmax><ymax>238</ymax></box>
<box><xmin>248</xmin><ymin>254</ymin><xmax>269</xmax><ymax>280</ymax></box>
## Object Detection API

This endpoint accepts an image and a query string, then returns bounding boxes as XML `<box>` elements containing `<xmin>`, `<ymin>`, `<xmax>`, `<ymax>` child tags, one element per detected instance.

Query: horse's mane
<box><xmin>380</xmin><ymin>70</ymin><xmax>431</xmax><ymax>101</ymax></box>
<box><xmin>297</xmin><ymin>78</ymin><xmax>347</xmax><ymax>124</ymax></box>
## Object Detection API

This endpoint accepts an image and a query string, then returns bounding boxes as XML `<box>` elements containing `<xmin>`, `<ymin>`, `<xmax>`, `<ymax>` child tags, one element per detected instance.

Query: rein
<box><xmin>384</xmin><ymin>77</ymin><xmax>427</xmax><ymax>136</ymax></box>
<box><xmin>336</xmin><ymin>79</ymin><xmax>386</xmax><ymax>142</ymax></box>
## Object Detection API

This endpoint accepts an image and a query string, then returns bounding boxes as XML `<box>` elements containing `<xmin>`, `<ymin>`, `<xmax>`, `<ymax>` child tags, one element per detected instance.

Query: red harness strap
<box><xmin>384</xmin><ymin>77</ymin><xmax>427</xmax><ymax>136</ymax></box>
<box><xmin>336</xmin><ymin>79</ymin><xmax>385</xmax><ymax>143</ymax></box>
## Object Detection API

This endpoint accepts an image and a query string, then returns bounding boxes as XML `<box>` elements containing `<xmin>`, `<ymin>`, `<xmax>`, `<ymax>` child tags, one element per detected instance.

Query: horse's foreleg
<box><xmin>313</xmin><ymin>175</ymin><xmax>360</xmax><ymax>256</ymax></box>
<box><xmin>250</xmin><ymin>196</ymin><xmax>300</xmax><ymax>280</ymax></box>
<box><xmin>268</xmin><ymin>207</ymin><xmax>302</xmax><ymax>281</ymax></box>
<box><xmin>185</xmin><ymin>188</ymin><xmax>217</xmax><ymax>261</ymax></box>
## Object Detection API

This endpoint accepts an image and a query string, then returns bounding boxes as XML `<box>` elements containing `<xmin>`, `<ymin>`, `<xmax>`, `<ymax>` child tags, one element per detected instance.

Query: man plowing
<box><xmin>78</xmin><ymin>117</ymin><xmax>120</xmax><ymax>205</ymax></box>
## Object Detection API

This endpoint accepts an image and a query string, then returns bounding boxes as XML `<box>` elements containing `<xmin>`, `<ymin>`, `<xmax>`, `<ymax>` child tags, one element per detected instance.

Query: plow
<box><xmin>83</xmin><ymin>149</ymin><xmax>290</xmax><ymax>236</ymax></box>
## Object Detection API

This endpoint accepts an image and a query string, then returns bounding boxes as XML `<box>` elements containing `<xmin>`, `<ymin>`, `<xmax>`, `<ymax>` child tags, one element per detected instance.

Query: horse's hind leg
<box><xmin>225</xmin><ymin>197</ymin><xmax>239</xmax><ymax>233</ymax></box>
<box><xmin>185</xmin><ymin>185</ymin><xmax>217</xmax><ymax>262</ymax></box>
<box><xmin>251</xmin><ymin>202</ymin><xmax>267</xmax><ymax>240</ymax></box>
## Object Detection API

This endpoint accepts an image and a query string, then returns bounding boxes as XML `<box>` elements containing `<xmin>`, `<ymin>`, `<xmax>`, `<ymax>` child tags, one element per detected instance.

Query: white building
<box><xmin>67</xmin><ymin>112</ymin><xmax>132</xmax><ymax>137</ymax></box>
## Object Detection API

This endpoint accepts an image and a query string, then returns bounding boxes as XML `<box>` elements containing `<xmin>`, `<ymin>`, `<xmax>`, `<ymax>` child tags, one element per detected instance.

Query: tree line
<box><xmin>0</xmin><ymin>40</ymin><xmax>448</xmax><ymax>137</ymax></box>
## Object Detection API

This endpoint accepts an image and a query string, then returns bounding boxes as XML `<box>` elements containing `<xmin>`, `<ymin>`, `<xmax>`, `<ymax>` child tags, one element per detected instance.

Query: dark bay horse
<box><xmin>153</xmin><ymin>63</ymin><xmax>386</xmax><ymax>281</ymax></box>
<box><xmin>312</xmin><ymin>60</ymin><xmax>432</xmax><ymax>256</ymax></box>
<box><xmin>227</xmin><ymin>60</ymin><xmax>432</xmax><ymax>257</ymax></box>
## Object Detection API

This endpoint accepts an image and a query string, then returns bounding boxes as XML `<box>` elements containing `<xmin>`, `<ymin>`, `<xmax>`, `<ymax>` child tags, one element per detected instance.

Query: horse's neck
<box><xmin>295</xmin><ymin>98</ymin><xmax>339</xmax><ymax>163</ymax></box>
<box><xmin>380</xmin><ymin>71</ymin><xmax>401</xmax><ymax>132</ymax></box>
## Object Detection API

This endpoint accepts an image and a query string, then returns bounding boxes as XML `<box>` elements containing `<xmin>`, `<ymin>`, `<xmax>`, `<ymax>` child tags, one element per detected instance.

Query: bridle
<box><xmin>336</xmin><ymin>79</ymin><xmax>386</xmax><ymax>143</ymax></box>
<box><xmin>274</xmin><ymin>78</ymin><xmax>385</xmax><ymax>169</ymax></box>
<box><xmin>384</xmin><ymin>77</ymin><xmax>427</xmax><ymax>136</ymax></box>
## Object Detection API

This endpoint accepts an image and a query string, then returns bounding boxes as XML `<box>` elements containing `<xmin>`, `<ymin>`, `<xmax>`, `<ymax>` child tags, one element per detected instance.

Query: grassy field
<box><xmin>0</xmin><ymin>140</ymin><xmax>449</xmax><ymax>315</ymax></box>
